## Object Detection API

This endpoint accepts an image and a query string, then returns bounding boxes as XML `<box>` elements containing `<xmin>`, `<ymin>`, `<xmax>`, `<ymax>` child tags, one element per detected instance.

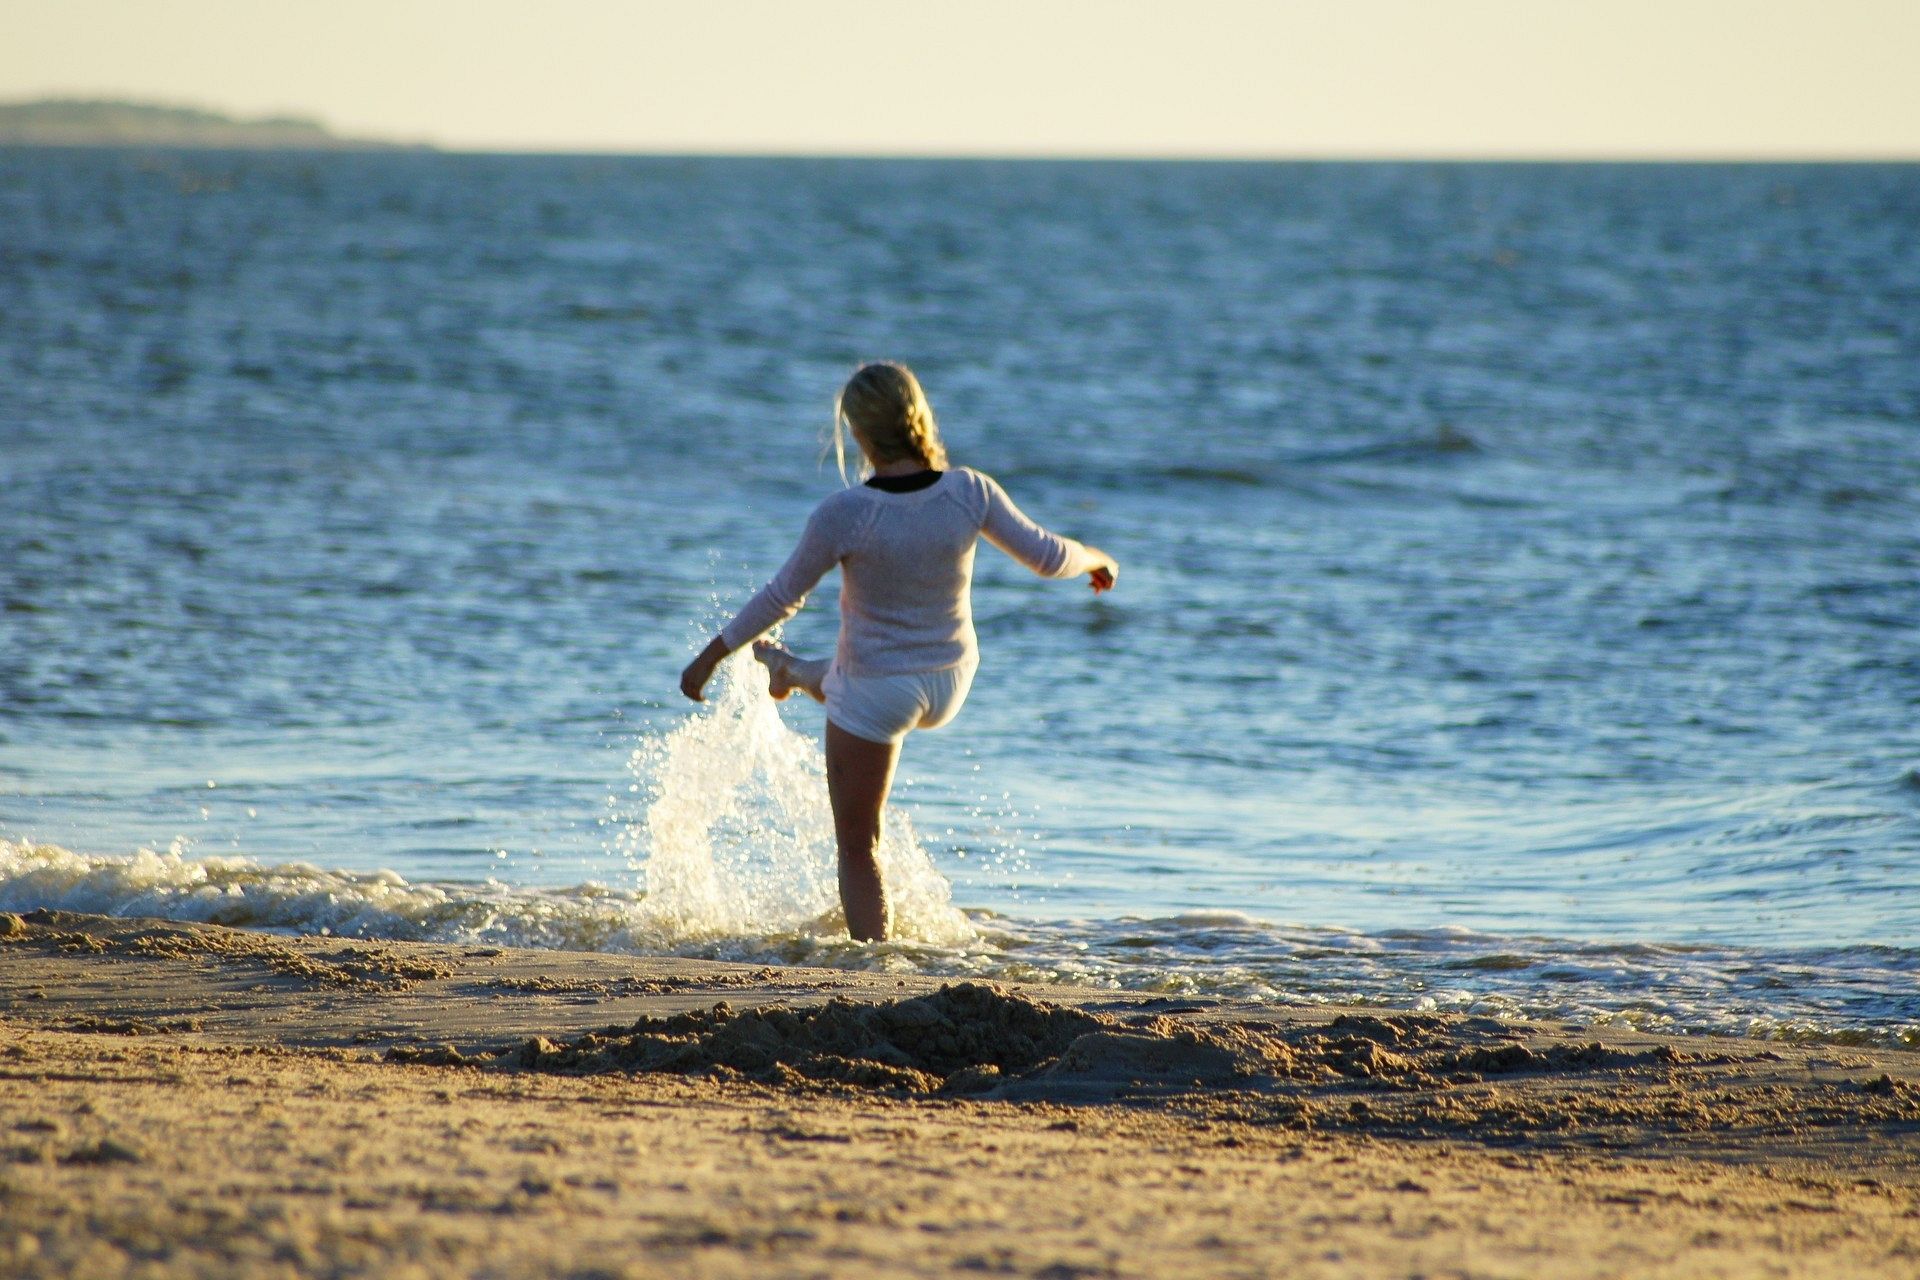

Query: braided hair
<box><xmin>832</xmin><ymin>362</ymin><xmax>950</xmax><ymax>483</ymax></box>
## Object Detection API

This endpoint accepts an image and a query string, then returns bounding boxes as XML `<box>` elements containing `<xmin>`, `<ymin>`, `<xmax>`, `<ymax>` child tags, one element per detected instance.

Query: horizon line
<box><xmin>440</xmin><ymin>144</ymin><xmax>1920</xmax><ymax>164</ymax></box>
<box><xmin>8</xmin><ymin>139</ymin><xmax>1918</xmax><ymax>165</ymax></box>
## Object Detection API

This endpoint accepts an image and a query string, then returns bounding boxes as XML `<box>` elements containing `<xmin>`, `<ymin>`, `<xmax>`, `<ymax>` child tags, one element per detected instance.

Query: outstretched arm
<box><xmin>979</xmin><ymin>474</ymin><xmax>1118</xmax><ymax>594</ymax></box>
<box><xmin>680</xmin><ymin>508</ymin><xmax>841</xmax><ymax>701</ymax></box>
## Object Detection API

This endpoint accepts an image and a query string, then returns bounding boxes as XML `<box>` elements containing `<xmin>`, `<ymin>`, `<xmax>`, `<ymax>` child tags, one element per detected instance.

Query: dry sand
<box><xmin>0</xmin><ymin>909</ymin><xmax>1915</xmax><ymax>1278</ymax></box>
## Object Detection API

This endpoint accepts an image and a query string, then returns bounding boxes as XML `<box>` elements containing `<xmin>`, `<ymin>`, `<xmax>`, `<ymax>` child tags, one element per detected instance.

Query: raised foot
<box><xmin>752</xmin><ymin>641</ymin><xmax>800</xmax><ymax>701</ymax></box>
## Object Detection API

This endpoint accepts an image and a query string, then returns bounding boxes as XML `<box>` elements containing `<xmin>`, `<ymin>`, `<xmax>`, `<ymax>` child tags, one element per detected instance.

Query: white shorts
<box><xmin>823</xmin><ymin>661</ymin><xmax>978</xmax><ymax>745</ymax></box>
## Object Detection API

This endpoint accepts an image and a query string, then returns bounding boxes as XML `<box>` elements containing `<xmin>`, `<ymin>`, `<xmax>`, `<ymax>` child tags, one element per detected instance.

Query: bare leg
<box><xmin>753</xmin><ymin>642</ymin><xmax>827</xmax><ymax>704</ymax></box>
<box><xmin>824</xmin><ymin>721</ymin><xmax>900</xmax><ymax>942</ymax></box>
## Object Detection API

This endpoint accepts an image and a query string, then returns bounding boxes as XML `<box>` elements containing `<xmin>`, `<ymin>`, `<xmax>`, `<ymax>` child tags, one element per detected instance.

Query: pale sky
<box><xmin>5</xmin><ymin>0</ymin><xmax>1917</xmax><ymax>158</ymax></box>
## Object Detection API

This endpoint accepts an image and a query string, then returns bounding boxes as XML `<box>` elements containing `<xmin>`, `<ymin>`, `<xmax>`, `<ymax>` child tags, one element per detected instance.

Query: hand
<box><xmin>679</xmin><ymin>636</ymin><xmax>729</xmax><ymax>702</ymax></box>
<box><xmin>1084</xmin><ymin>548</ymin><xmax>1117</xmax><ymax>594</ymax></box>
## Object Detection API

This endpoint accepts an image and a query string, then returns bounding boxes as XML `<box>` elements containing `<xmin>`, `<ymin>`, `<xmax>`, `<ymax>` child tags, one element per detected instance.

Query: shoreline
<box><xmin>2</xmin><ymin>910</ymin><xmax>1916</xmax><ymax>1277</ymax></box>
<box><xmin>3</xmin><ymin>837</ymin><xmax>1911</xmax><ymax>1050</ymax></box>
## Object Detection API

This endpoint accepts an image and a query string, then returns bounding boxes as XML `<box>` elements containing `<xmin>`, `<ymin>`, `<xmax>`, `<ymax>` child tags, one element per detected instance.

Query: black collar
<box><xmin>864</xmin><ymin>469</ymin><xmax>944</xmax><ymax>494</ymax></box>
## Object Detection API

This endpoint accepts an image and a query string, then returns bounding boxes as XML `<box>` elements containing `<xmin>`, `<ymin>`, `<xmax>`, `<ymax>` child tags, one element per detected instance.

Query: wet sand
<box><xmin>1</xmin><ymin>910</ymin><xmax>1916</xmax><ymax>1278</ymax></box>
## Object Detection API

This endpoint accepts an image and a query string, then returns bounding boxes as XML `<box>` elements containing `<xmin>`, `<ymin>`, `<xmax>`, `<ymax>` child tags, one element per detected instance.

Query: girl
<box><xmin>678</xmin><ymin>362</ymin><xmax>1116</xmax><ymax>942</ymax></box>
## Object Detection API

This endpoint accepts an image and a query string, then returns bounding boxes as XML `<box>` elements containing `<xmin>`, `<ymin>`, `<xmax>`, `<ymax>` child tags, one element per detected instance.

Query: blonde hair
<box><xmin>831</xmin><ymin>362</ymin><xmax>950</xmax><ymax>484</ymax></box>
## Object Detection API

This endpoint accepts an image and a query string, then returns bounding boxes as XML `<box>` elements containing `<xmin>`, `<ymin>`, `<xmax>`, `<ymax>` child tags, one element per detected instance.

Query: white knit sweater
<box><xmin>719</xmin><ymin>467</ymin><xmax>1097</xmax><ymax>676</ymax></box>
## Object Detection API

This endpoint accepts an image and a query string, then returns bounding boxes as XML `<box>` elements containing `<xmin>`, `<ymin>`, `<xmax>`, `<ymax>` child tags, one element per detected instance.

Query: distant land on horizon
<box><xmin>0</xmin><ymin>98</ymin><xmax>425</xmax><ymax>150</ymax></box>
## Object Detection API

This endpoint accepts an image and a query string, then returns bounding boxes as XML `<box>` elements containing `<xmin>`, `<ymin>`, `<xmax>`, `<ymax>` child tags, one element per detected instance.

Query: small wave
<box><xmin>1283</xmin><ymin>425</ymin><xmax>1482</xmax><ymax>468</ymax></box>
<box><xmin>1166</xmin><ymin>910</ymin><xmax>1269</xmax><ymax>928</ymax></box>
<box><xmin>1445</xmin><ymin>954</ymin><xmax>1537</xmax><ymax>972</ymax></box>
<box><xmin>1154</xmin><ymin>465</ymin><xmax>1271</xmax><ymax>486</ymax></box>
<box><xmin>0</xmin><ymin>836</ymin><xmax>993</xmax><ymax>967</ymax></box>
<box><xmin>0</xmin><ymin>838</ymin><xmax>653</xmax><ymax>951</ymax></box>
<box><xmin>562</xmin><ymin>303</ymin><xmax>651</xmax><ymax>322</ymax></box>
<box><xmin>1123</xmin><ymin>428</ymin><xmax>1486</xmax><ymax>491</ymax></box>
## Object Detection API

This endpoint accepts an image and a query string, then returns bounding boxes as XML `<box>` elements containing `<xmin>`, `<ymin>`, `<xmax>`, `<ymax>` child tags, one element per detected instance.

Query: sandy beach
<box><xmin>0</xmin><ymin>909</ymin><xmax>1914</xmax><ymax>1278</ymax></box>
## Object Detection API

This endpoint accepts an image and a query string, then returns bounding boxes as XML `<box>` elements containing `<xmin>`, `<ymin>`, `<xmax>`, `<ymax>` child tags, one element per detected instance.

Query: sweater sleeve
<box><xmin>719</xmin><ymin>504</ymin><xmax>842</xmax><ymax>651</ymax></box>
<box><xmin>977</xmin><ymin>471</ymin><xmax>1096</xmax><ymax>580</ymax></box>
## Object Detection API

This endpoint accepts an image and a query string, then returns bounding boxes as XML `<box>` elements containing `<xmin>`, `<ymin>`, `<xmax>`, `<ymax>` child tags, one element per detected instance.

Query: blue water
<box><xmin>2</xmin><ymin>150</ymin><xmax>1916</xmax><ymax>1044</ymax></box>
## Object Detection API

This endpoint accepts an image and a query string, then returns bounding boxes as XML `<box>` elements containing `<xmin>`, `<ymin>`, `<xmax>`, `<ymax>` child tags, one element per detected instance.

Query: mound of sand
<box><xmin>496</xmin><ymin>982</ymin><xmax>1318</xmax><ymax>1099</ymax></box>
<box><xmin>490</xmin><ymin>986</ymin><xmax>1739</xmax><ymax>1104</ymax></box>
<box><xmin>504</xmin><ymin>982</ymin><xmax>1123</xmax><ymax>1094</ymax></box>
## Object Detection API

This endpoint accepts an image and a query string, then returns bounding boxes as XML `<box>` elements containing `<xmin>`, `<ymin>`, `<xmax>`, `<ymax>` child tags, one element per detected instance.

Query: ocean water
<box><xmin>2</xmin><ymin>150</ymin><xmax>1916</xmax><ymax>1046</ymax></box>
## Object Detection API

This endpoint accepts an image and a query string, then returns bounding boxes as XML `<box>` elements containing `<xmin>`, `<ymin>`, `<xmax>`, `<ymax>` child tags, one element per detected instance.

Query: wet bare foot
<box><xmin>753</xmin><ymin>641</ymin><xmax>800</xmax><ymax>701</ymax></box>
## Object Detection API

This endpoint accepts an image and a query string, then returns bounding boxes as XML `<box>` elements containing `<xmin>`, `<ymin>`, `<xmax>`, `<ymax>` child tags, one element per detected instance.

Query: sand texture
<box><xmin>1</xmin><ymin>911</ymin><xmax>1916</xmax><ymax>1278</ymax></box>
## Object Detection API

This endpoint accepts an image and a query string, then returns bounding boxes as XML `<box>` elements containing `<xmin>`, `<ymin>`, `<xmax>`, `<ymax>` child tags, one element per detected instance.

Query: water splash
<box><xmin>620</xmin><ymin>651</ymin><xmax>974</xmax><ymax>947</ymax></box>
